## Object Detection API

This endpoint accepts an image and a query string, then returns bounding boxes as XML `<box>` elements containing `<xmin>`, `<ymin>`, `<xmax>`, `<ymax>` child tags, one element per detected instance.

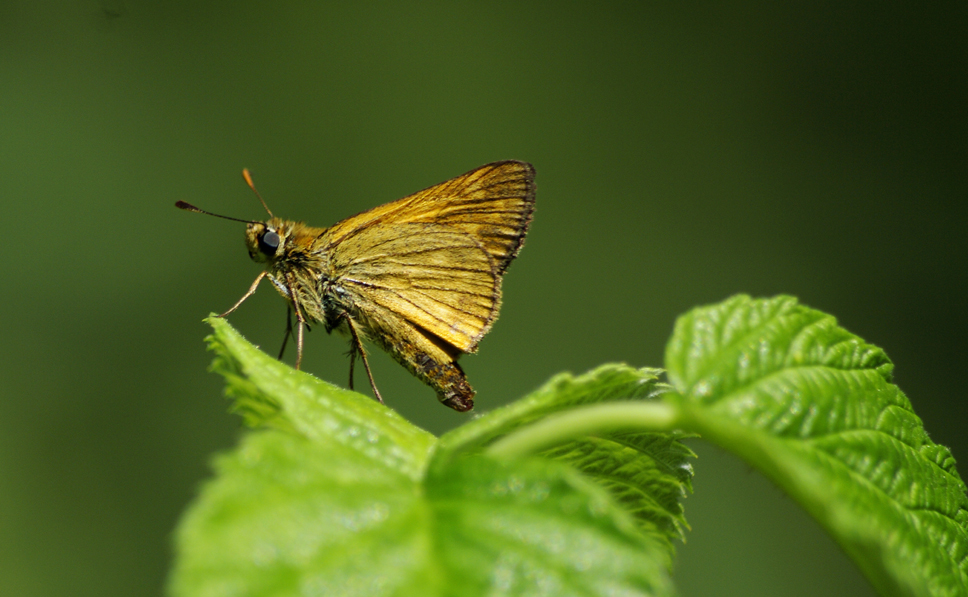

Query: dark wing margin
<box><xmin>415</xmin><ymin>161</ymin><xmax>536</xmax><ymax>275</ymax></box>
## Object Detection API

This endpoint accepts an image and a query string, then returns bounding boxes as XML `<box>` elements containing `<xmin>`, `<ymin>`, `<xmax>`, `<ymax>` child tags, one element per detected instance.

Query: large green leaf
<box><xmin>434</xmin><ymin>365</ymin><xmax>667</xmax><ymax>459</ymax></box>
<box><xmin>434</xmin><ymin>365</ymin><xmax>694</xmax><ymax>561</ymax></box>
<box><xmin>169</xmin><ymin>318</ymin><xmax>677</xmax><ymax>597</ymax></box>
<box><xmin>427</xmin><ymin>454</ymin><xmax>671</xmax><ymax>596</ymax></box>
<box><xmin>665</xmin><ymin>295</ymin><xmax>968</xmax><ymax>597</ymax></box>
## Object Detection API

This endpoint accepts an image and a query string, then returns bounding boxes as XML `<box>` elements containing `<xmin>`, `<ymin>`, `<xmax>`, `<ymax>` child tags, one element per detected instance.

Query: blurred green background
<box><xmin>1</xmin><ymin>2</ymin><xmax>965</xmax><ymax>596</ymax></box>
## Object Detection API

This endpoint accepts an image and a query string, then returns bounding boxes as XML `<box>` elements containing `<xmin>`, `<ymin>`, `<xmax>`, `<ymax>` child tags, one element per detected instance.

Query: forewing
<box><xmin>323</xmin><ymin>161</ymin><xmax>535</xmax><ymax>275</ymax></box>
<box><xmin>330</xmin><ymin>223</ymin><xmax>500</xmax><ymax>353</ymax></box>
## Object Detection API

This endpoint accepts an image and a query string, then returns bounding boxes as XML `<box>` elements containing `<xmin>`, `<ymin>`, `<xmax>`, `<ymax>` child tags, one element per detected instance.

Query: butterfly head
<box><xmin>245</xmin><ymin>219</ymin><xmax>288</xmax><ymax>263</ymax></box>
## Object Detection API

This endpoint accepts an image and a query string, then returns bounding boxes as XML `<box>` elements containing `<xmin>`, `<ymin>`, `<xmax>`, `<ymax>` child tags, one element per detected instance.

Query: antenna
<box><xmin>242</xmin><ymin>169</ymin><xmax>274</xmax><ymax>218</ymax></box>
<box><xmin>174</xmin><ymin>201</ymin><xmax>258</xmax><ymax>224</ymax></box>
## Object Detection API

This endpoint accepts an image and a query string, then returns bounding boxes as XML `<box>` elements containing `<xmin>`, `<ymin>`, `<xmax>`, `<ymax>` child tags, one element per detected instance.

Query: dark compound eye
<box><xmin>259</xmin><ymin>230</ymin><xmax>280</xmax><ymax>255</ymax></box>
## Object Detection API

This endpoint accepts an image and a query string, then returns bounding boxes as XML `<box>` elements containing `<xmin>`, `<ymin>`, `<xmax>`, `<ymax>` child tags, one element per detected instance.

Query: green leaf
<box><xmin>169</xmin><ymin>429</ymin><xmax>434</xmax><ymax>596</ymax></box>
<box><xmin>434</xmin><ymin>365</ymin><xmax>694</xmax><ymax>564</ymax></box>
<box><xmin>427</xmin><ymin>454</ymin><xmax>672</xmax><ymax>596</ymax></box>
<box><xmin>537</xmin><ymin>432</ymin><xmax>693</xmax><ymax>559</ymax></box>
<box><xmin>665</xmin><ymin>295</ymin><xmax>968</xmax><ymax>597</ymax></box>
<box><xmin>204</xmin><ymin>315</ymin><xmax>436</xmax><ymax>480</ymax></box>
<box><xmin>169</xmin><ymin>318</ymin><xmax>677</xmax><ymax>597</ymax></box>
<box><xmin>435</xmin><ymin>364</ymin><xmax>667</xmax><ymax>459</ymax></box>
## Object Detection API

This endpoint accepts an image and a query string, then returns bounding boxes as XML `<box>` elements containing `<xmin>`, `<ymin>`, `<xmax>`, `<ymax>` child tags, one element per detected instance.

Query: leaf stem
<box><xmin>486</xmin><ymin>401</ymin><xmax>681</xmax><ymax>459</ymax></box>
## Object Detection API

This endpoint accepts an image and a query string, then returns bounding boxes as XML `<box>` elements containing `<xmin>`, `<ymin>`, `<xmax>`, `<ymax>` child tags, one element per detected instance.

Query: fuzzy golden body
<box><xmin>179</xmin><ymin>161</ymin><xmax>535</xmax><ymax>411</ymax></box>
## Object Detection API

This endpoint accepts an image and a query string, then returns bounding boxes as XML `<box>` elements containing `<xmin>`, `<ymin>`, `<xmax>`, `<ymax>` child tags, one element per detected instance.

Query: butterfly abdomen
<box><xmin>410</xmin><ymin>351</ymin><xmax>475</xmax><ymax>412</ymax></box>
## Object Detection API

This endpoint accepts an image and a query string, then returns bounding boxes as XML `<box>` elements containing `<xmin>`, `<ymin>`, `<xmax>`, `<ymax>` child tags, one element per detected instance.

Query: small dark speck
<box><xmin>100</xmin><ymin>0</ymin><xmax>126</xmax><ymax>20</ymax></box>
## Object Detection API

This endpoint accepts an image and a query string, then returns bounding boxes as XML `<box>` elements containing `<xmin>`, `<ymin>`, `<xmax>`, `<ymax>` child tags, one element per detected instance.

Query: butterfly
<box><xmin>177</xmin><ymin>161</ymin><xmax>535</xmax><ymax>411</ymax></box>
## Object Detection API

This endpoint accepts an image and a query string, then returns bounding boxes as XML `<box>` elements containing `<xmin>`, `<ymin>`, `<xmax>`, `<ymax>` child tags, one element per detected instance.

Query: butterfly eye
<box><xmin>259</xmin><ymin>230</ymin><xmax>280</xmax><ymax>255</ymax></box>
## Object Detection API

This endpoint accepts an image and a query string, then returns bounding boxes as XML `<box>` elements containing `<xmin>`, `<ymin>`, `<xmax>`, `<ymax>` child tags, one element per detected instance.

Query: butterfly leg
<box><xmin>285</xmin><ymin>275</ymin><xmax>307</xmax><ymax>370</ymax></box>
<box><xmin>344</xmin><ymin>314</ymin><xmax>383</xmax><ymax>404</ymax></box>
<box><xmin>277</xmin><ymin>307</ymin><xmax>293</xmax><ymax>360</ymax></box>
<box><xmin>347</xmin><ymin>343</ymin><xmax>357</xmax><ymax>390</ymax></box>
<box><xmin>220</xmin><ymin>271</ymin><xmax>266</xmax><ymax>317</ymax></box>
<box><xmin>294</xmin><ymin>314</ymin><xmax>305</xmax><ymax>370</ymax></box>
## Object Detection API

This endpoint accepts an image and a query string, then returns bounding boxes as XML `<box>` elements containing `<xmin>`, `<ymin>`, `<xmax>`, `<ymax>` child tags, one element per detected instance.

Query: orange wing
<box><xmin>321</xmin><ymin>161</ymin><xmax>535</xmax><ymax>275</ymax></box>
<box><xmin>328</xmin><ymin>224</ymin><xmax>499</xmax><ymax>352</ymax></box>
<box><xmin>318</xmin><ymin>161</ymin><xmax>535</xmax><ymax>353</ymax></box>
